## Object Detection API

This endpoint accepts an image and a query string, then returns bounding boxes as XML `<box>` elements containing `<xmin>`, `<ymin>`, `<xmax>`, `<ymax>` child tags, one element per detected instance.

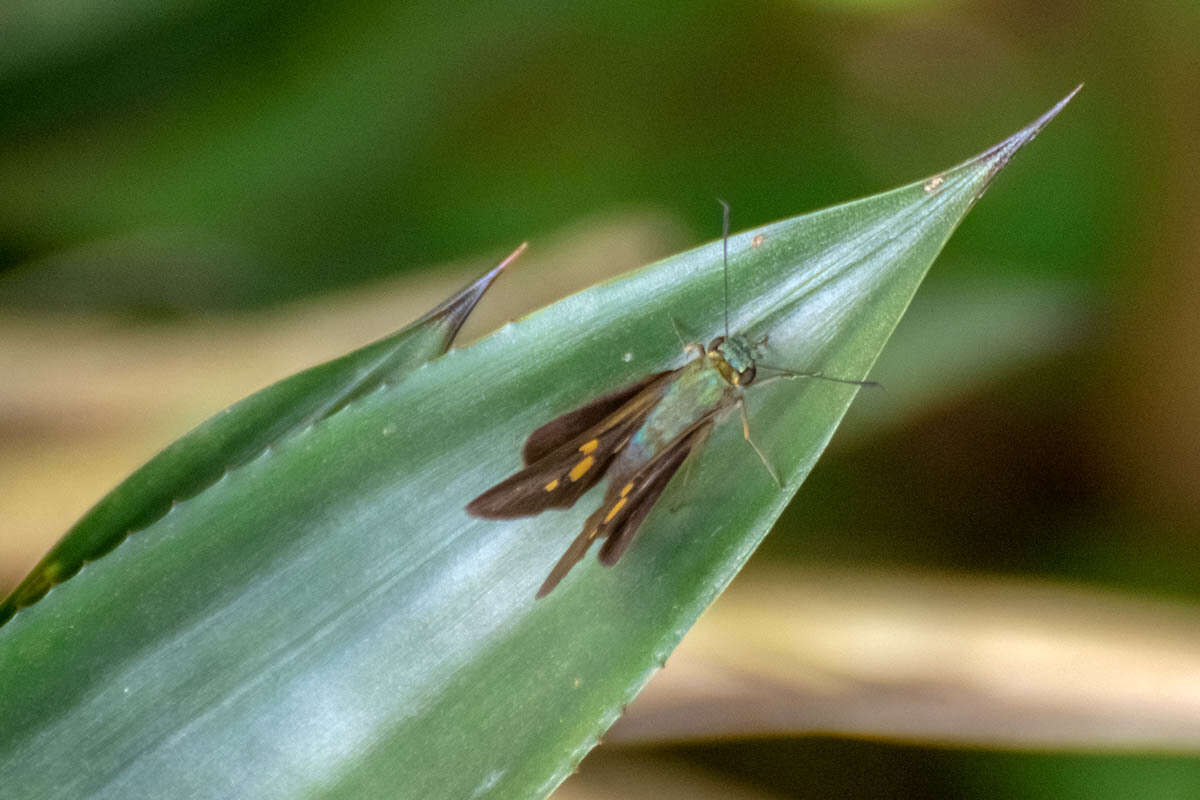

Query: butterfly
<box><xmin>467</xmin><ymin>202</ymin><xmax>874</xmax><ymax>597</ymax></box>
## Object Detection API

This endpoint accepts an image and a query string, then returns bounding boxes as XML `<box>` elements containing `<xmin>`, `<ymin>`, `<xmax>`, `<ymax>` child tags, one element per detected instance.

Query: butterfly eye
<box><xmin>738</xmin><ymin>365</ymin><xmax>757</xmax><ymax>386</ymax></box>
<box><xmin>708</xmin><ymin>336</ymin><xmax>725</xmax><ymax>352</ymax></box>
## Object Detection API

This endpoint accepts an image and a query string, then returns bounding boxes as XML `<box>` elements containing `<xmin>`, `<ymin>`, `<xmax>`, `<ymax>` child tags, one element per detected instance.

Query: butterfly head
<box><xmin>707</xmin><ymin>334</ymin><xmax>761</xmax><ymax>387</ymax></box>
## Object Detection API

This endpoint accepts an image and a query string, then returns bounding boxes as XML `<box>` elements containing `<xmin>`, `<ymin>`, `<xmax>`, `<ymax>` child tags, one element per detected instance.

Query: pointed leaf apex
<box><xmin>975</xmin><ymin>84</ymin><xmax>1083</xmax><ymax>185</ymax></box>
<box><xmin>425</xmin><ymin>242</ymin><xmax>525</xmax><ymax>341</ymax></box>
<box><xmin>486</xmin><ymin>242</ymin><xmax>528</xmax><ymax>286</ymax></box>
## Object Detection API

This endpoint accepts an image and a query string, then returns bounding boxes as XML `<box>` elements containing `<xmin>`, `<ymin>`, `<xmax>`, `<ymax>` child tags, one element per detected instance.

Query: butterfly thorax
<box><xmin>621</xmin><ymin>337</ymin><xmax>746</xmax><ymax>464</ymax></box>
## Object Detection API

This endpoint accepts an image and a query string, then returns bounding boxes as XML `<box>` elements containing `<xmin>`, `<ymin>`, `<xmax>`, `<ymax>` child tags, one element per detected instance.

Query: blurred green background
<box><xmin>3</xmin><ymin>1</ymin><xmax>1199</xmax><ymax>797</ymax></box>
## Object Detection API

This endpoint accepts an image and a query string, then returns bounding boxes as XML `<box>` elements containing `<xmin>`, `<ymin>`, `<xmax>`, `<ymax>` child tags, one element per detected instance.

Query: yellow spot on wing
<box><xmin>604</xmin><ymin>496</ymin><xmax>628</xmax><ymax>523</ymax></box>
<box><xmin>579</xmin><ymin>439</ymin><xmax>599</xmax><ymax>454</ymax></box>
<box><xmin>569</xmin><ymin>455</ymin><xmax>595</xmax><ymax>482</ymax></box>
<box><xmin>620</xmin><ymin>482</ymin><xmax>634</xmax><ymax>497</ymax></box>
<box><xmin>544</xmin><ymin>479</ymin><xmax>559</xmax><ymax>492</ymax></box>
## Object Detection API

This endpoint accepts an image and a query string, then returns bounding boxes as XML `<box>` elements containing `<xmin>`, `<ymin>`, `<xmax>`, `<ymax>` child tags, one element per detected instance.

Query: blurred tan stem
<box><xmin>610</xmin><ymin>567</ymin><xmax>1200</xmax><ymax>752</ymax></box>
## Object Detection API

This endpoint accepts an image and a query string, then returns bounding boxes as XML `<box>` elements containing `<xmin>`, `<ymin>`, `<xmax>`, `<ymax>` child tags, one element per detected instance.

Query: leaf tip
<box><xmin>427</xmin><ymin>242</ymin><xmax>526</xmax><ymax>343</ymax></box>
<box><xmin>490</xmin><ymin>242</ymin><xmax>529</xmax><ymax>283</ymax></box>
<box><xmin>466</xmin><ymin>241</ymin><xmax>527</xmax><ymax>306</ymax></box>
<box><xmin>975</xmin><ymin>84</ymin><xmax>1083</xmax><ymax>184</ymax></box>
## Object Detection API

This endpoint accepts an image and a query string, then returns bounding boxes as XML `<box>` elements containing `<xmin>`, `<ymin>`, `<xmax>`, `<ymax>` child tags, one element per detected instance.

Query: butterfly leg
<box><xmin>668</xmin><ymin>457</ymin><xmax>695</xmax><ymax>513</ymax></box>
<box><xmin>738</xmin><ymin>397</ymin><xmax>782</xmax><ymax>487</ymax></box>
<box><xmin>754</xmin><ymin>368</ymin><xmax>880</xmax><ymax>390</ymax></box>
<box><xmin>669</xmin><ymin>316</ymin><xmax>689</xmax><ymax>349</ymax></box>
<box><xmin>669</xmin><ymin>317</ymin><xmax>707</xmax><ymax>360</ymax></box>
<box><xmin>668</xmin><ymin>425</ymin><xmax>713</xmax><ymax>511</ymax></box>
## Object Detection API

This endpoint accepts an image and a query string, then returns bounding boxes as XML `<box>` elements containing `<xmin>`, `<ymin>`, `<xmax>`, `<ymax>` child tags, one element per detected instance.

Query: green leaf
<box><xmin>0</xmin><ymin>247</ymin><xmax>518</xmax><ymax>626</ymax></box>
<box><xmin>0</xmin><ymin>90</ymin><xmax>1078</xmax><ymax>799</ymax></box>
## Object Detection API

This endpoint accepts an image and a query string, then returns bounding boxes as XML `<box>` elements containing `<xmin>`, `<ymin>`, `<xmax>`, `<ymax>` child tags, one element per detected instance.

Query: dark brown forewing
<box><xmin>596</xmin><ymin>422</ymin><xmax>712</xmax><ymax>566</ymax></box>
<box><xmin>466</xmin><ymin>387</ymin><xmax>665</xmax><ymax>519</ymax></box>
<box><xmin>535</xmin><ymin>422</ymin><xmax>711</xmax><ymax>597</ymax></box>
<box><xmin>522</xmin><ymin>371</ymin><xmax>671</xmax><ymax>464</ymax></box>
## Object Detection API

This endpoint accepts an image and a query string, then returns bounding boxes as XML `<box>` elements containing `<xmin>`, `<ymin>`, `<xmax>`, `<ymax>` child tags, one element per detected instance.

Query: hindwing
<box><xmin>535</xmin><ymin>421</ymin><xmax>713</xmax><ymax>597</ymax></box>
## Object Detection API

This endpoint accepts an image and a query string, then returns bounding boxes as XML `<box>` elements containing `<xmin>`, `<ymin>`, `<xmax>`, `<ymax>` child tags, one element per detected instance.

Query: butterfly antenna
<box><xmin>718</xmin><ymin>198</ymin><xmax>731</xmax><ymax>339</ymax></box>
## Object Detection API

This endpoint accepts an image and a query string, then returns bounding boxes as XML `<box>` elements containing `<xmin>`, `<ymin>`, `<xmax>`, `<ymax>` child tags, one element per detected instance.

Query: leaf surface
<box><xmin>0</xmin><ymin>92</ymin><xmax>1077</xmax><ymax>800</ymax></box>
<box><xmin>0</xmin><ymin>247</ymin><xmax>518</xmax><ymax>625</ymax></box>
